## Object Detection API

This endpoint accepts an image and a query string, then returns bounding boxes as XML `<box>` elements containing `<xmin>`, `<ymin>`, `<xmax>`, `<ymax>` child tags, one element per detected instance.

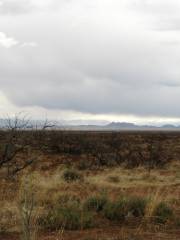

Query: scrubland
<box><xmin>0</xmin><ymin>131</ymin><xmax>180</xmax><ymax>240</ymax></box>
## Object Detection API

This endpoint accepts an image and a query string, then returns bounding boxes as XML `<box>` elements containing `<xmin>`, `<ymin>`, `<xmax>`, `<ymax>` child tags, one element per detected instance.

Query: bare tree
<box><xmin>0</xmin><ymin>113</ymin><xmax>58</xmax><ymax>178</ymax></box>
<box><xmin>0</xmin><ymin>113</ymin><xmax>34</xmax><ymax>178</ymax></box>
<box><xmin>41</xmin><ymin>118</ymin><xmax>56</xmax><ymax>130</ymax></box>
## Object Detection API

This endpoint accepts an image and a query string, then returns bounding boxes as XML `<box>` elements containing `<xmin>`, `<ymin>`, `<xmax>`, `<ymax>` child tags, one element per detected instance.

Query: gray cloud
<box><xmin>1</xmin><ymin>0</ymin><xmax>180</xmax><ymax>118</ymax></box>
<box><xmin>0</xmin><ymin>0</ymin><xmax>34</xmax><ymax>15</ymax></box>
<box><xmin>129</xmin><ymin>0</ymin><xmax>180</xmax><ymax>31</ymax></box>
<box><xmin>0</xmin><ymin>0</ymin><xmax>75</xmax><ymax>15</ymax></box>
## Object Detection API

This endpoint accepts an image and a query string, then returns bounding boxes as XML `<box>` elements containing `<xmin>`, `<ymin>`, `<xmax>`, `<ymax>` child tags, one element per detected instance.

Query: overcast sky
<box><xmin>1</xmin><ymin>0</ymin><xmax>180</xmax><ymax>124</ymax></box>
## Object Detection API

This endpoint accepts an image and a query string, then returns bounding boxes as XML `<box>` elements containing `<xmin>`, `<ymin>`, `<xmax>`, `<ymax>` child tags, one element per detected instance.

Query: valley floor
<box><xmin>1</xmin><ymin>161</ymin><xmax>180</xmax><ymax>240</ymax></box>
<box><xmin>1</xmin><ymin>131</ymin><xmax>180</xmax><ymax>240</ymax></box>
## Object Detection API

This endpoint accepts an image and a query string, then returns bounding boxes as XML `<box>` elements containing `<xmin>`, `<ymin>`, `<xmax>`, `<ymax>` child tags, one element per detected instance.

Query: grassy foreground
<box><xmin>0</xmin><ymin>131</ymin><xmax>180</xmax><ymax>239</ymax></box>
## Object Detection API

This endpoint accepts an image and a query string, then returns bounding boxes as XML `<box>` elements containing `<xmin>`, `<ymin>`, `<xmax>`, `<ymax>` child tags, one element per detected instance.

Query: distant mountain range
<box><xmin>104</xmin><ymin>122</ymin><xmax>179</xmax><ymax>130</ymax></box>
<box><xmin>61</xmin><ymin>122</ymin><xmax>180</xmax><ymax>131</ymax></box>
<box><xmin>0</xmin><ymin>118</ymin><xmax>180</xmax><ymax>130</ymax></box>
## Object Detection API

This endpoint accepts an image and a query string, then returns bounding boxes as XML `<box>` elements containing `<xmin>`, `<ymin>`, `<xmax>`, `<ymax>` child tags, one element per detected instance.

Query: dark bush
<box><xmin>174</xmin><ymin>217</ymin><xmax>180</xmax><ymax>227</ymax></box>
<box><xmin>84</xmin><ymin>195</ymin><xmax>108</xmax><ymax>212</ymax></box>
<box><xmin>62</xmin><ymin>169</ymin><xmax>83</xmax><ymax>182</ymax></box>
<box><xmin>103</xmin><ymin>198</ymin><xmax>128</xmax><ymax>222</ymax></box>
<box><xmin>127</xmin><ymin>197</ymin><xmax>147</xmax><ymax>217</ymax></box>
<box><xmin>39</xmin><ymin>202</ymin><xmax>93</xmax><ymax>230</ymax></box>
<box><xmin>107</xmin><ymin>175</ymin><xmax>120</xmax><ymax>183</ymax></box>
<box><xmin>153</xmin><ymin>202</ymin><xmax>173</xmax><ymax>224</ymax></box>
<box><xmin>77</xmin><ymin>159</ymin><xmax>92</xmax><ymax>170</ymax></box>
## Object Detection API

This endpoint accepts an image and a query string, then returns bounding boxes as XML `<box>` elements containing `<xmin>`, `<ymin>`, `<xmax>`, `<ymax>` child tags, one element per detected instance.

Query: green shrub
<box><xmin>39</xmin><ymin>201</ymin><xmax>93</xmax><ymax>230</ymax></box>
<box><xmin>40</xmin><ymin>208</ymin><xmax>93</xmax><ymax>230</ymax></box>
<box><xmin>62</xmin><ymin>169</ymin><xmax>83</xmax><ymax>182</ymax></box>
<box><xmin>127</xmin><ymin>197</ymin><xmax>147</xmax><ymax>217</ymax></box>
<box><xmin>77</xmin><ymin>159</ymin><xmax>92</xmax><ymax>170</ymax></box>
<box><xmin>84</xmin><ymin>195</ymin><xmax>108</xmax><ymax>212</ymax></box>
<box><xmin>57</xmin><ymin>194</ymin><xmax>80</xmax><ymax>206</ymax></box>
<box><xmin>153</xmin><ymin>202</ymin><xmax>173</xmax><ymax>224</ymax></box>
<box><xmin>174</xmin><ymin>217</ymin><xmax>180</xmax><ymax>227</ymax></box>
<box><xmin>103</xmin><ymin>198</ymin><xmax>128</xmax><ymax>221</ymax></box>
<box><xmin>107</xmin><ymin>175</ymin><xmax>120</xmax><ymax>183</ymax></box>
<box><xmin>0</xmin><ymin>225</ymin><xmax>8</xmax><ymax>235</ymax></box>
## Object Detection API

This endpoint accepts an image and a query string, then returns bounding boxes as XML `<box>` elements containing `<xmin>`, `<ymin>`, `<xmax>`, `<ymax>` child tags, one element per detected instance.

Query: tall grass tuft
<box><xmin>19</xmin><ymin>175</ymin><xmax>38</xmax><ymax>240</ymax></box>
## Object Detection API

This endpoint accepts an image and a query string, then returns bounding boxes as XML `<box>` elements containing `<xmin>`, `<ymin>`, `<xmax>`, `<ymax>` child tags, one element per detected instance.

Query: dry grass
<box><xmin>0</xmin><ymin>160</ymin><xmax>180</xmax><ymax>239</ymax></box>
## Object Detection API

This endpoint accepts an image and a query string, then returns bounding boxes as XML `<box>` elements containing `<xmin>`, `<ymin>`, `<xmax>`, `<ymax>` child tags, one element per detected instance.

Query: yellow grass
<box><xmin>0</xmin><ymin>161</ymin><xmax>180</xmax><ymax>238</ymax></box>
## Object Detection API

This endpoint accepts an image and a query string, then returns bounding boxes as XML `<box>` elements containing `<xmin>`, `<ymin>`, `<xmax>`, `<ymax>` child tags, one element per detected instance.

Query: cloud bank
<box><xmin>1</xmin><ymin>0</ymin><xmax>180</xmax><ymax>120</ymax></box>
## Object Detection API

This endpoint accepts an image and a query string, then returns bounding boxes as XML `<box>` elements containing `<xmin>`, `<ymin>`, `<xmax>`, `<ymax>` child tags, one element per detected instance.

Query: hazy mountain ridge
<box><xmin>105</xmin><ymin>122</ymin><xmax>178</xmax><ymax>129</ymax></box>
<box><xmin>0</xmin><ymin>119</ymin><xmax>180</xmax><ymax>130</ymax></box>
<box><xmin>61</xmin><ymin>122</ymin><xmax>180</xmax><ymax>130</ymax></box>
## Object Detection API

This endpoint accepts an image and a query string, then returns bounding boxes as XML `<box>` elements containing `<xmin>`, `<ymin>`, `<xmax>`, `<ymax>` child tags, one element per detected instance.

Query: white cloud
<box><xmin>0</xmin><ymin>31</ymin><xmax>37</xmax><ymax>49</ymax></box>
<box><xmin>0</xmin><ymin>32</ymin><xmax>18</xmax><ymax>48</ymax></box>
<box><xmin>1</xmin><ymin>0</ymin><xmax>180</xmax><ymax>122</ymax></box>
<box><xmin>21</xmin><ymin>42</ymin><xmax>38</xmax><ymax>47</ymax></box>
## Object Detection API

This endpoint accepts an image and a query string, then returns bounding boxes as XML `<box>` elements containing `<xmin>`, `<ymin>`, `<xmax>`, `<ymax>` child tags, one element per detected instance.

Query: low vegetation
<box><xmin>83</xmin><ymin>194</ymin><xmax>108</xmax><ymax>212</ymax></box>
<box><xmin>127</xmin><ymin>197</ymin><xmax>147</xmax><ymax>217</ymax></box>
<box><xmin>0</xmin><ymin>131</ymin><xmax>180</xmax><ymax>240</ymax></box>
<box><xmin>153</xmin><ymin>202</ymin><xmax>173</xmax><ymax>224</ymax></box>
<box><xmin>103</xmin><ymin>198</ymin><xmax>128</xmax><ymax>222</ymax></box>
<box><xmin>39</xmin><ymin>201</ymin><xmax>94</xmax><ymax>230</ymax></box>
<box><xmin>62</xmin><ymin>168</ymin><xmax>83</xmax><ymax>182</ymax></box>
